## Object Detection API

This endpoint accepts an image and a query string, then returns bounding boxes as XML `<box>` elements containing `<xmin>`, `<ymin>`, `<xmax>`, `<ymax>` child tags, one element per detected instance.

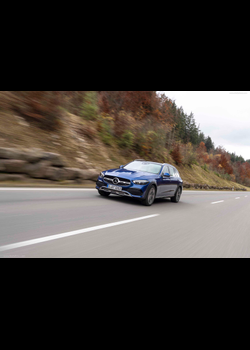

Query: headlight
<box><xmin>133</xmin><ymin>180</ymin><xmax>149</xmax><ymax>185</ymax></box>
<box><xmin>99</xmin><ymin>172</ymin><xmax>105</xmax><ymax>178</ymax></box>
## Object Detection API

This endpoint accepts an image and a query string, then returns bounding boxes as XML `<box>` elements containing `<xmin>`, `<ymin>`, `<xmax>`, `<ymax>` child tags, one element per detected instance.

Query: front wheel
<box><xmin>142</xmin><ymin>185</ymin><xmax>156</xmax><ymax>206</ymax></box>
<box><xmin>171</xmin><ymin>187</ymin><xmax>182</xmax><ymax>203</ymax></box>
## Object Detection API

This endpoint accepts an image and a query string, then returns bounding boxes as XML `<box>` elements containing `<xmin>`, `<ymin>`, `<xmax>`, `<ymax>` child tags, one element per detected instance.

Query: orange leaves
<box><xmin>209</xmin><ymin>147</ymin><xmax>234</xmax><ymax>175</ymax></box>
<box><xmin>197</xmin><ymin>142</ymin><xmax>207</xmax><ymax>152</ymax></box>
<box><xmin>98</xmin><ymin>91</ymin><xmax>175</xmax><ymax>126</ymax></box>
<box><xmin>197</xmin><ymin>142</ymin><xmax>208</xmax><ymax>163</ymax></box>
<box><xmin>237</xmin><ymin>162</ymin><xmax>250</xmax><ymax>183</ymax></box>
<box><xmin>171</xmin><ymin>143</ymin><xmax>183</xmax><ymax>165</ymax></box>
<box><xmin>196</xmin><ymin>143</ymin><xmax>235</xmax><ymax>177</ymax></box>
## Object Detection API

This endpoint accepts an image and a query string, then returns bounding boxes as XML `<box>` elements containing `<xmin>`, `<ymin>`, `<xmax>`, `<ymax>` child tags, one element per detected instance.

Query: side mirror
<box><xmin>163</xmin><ymin>172</ymin><xmax>170</xmax><ymax>178</ymax></box>
<box><xmin>119</xmin><ymin>165</ymin><xmax>124</xmax><ymax>169</ymax></box>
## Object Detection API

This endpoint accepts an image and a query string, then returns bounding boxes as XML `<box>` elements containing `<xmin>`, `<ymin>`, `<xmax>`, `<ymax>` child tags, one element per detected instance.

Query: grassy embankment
<box><xmin>0</xmin><ymin>110</ymin><xmax>248</xmax><ymax>191</ymax></box>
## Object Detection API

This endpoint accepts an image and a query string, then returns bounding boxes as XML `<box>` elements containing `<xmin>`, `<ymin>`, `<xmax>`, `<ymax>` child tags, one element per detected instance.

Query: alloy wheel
<box><xmin>148</xmin><ymin>187</ymin><xmax>156</xmax><ymax>205</ymax></box>
<box><xmin>176</xmin><ymin>188</ymin><xmax>181</xmax><ymax>202</ymax></box>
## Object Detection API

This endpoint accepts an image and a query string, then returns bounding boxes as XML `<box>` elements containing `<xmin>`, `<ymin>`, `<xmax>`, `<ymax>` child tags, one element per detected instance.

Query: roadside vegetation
<box><xmin>0</xmin><ymin>91</ymin><xmax>249</xmax><ymax>190</ymax></box>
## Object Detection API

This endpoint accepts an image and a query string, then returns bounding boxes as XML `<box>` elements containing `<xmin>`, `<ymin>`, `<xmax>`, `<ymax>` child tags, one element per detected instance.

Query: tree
<box><xmin>171</xmin><ymin>143</ymin><xmax>183</xmax><ymax>165</ymax></box>
<box><xmin>205</xmin><ymin>136</ymin><xmax>214</xmax><ymax>152</ymax></box>
<box><xmin>197</xmin><ymin>142</ymin><xmax>208</xmax><ymax>163</ymax></box>
<box><xmin>230</xmin><ymin>152</ymin><xmax>245</xmax><ymax>163</ymax></box>
<box><xmin>213</xmin><ymin>147</ymin><xmax>233</xmax><ymax>175</ymax></box>
<box><xmin>197</xmin><ymin>131</ymin><xmax>206</xmax><ymax>144</ymax></box>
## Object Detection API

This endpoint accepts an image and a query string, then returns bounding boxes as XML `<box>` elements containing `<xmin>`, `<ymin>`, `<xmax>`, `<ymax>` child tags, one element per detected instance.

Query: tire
<box><xmin>98</xmin><ymin>190</ymin><xmax>110</xmax><ymax>197</ymax></box>
<box><xmin>171</xmin><ymin>187</ymin><xmax>182</xmax><ymax>203</ymax></box>
<box><xmin>142</xmin><ymin>185</ymin><xmax>156</xmax><ymax>206</ymax></box>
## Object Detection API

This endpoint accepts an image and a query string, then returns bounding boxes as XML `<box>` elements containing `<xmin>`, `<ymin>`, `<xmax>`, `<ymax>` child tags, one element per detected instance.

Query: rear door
<box><xmin>156</xmin><ymin>165</ymin><xmax>173</xmax><ymax>197</ymax></box>
<box><xmin>170</xmin><ymin>166</ymin><xmax>179</xmax><ymax>193</ymax></box>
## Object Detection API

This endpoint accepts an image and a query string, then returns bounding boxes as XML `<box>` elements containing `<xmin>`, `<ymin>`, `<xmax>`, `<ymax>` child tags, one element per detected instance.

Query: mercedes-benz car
<box><xmin>96</xmin><ymin>160</ymin><xmax>183</xmax><ymax>206</ymax></box>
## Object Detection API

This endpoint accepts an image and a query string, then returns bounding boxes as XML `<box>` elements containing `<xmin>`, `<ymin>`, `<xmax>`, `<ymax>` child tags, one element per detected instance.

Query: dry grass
<box><xmin>176</xmin><ymin>164</ymin><xmax>249</xmax><ymax>190</ymax></box>
<box><xmin>0</xmin><ymin>110</ymin><xmax>132</xmax><ymax>171</ymax></box>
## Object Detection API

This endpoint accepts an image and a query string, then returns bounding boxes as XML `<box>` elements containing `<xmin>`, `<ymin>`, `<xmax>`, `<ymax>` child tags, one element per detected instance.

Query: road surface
<box><xmin>0</xmin><ymin>188</ymin><xmax>249</xmax><ymax>258</ymax></box>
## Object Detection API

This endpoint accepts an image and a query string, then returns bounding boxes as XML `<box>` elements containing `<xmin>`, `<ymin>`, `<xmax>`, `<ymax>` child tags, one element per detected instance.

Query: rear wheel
<box><xmin>98</xmin><ymin>190</ymin><xmax>110</xmax><ymax>197</ymax></box>
<box><xmin>171</xmin><ymin>187</ymin><xmax>182</xmax><ymax>203</ymax></box>
<box><xmin>142</xmin><ymin>185</ymin><xmax>156</xmax><ymax>206</ymax></box>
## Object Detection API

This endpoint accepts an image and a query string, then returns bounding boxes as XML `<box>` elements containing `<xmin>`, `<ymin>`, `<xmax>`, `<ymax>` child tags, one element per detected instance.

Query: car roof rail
<box><xmin>134</xmin><ymin>159</ymin><xmax>145</xmax><ymax>161</ymax></box>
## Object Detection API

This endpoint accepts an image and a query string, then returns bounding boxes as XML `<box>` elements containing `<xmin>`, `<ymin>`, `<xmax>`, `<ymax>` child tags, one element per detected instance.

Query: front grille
<box><xmin>104</xmin><ymin>175</ymin><xmax>131</xmax><ymax>186</ymax></box>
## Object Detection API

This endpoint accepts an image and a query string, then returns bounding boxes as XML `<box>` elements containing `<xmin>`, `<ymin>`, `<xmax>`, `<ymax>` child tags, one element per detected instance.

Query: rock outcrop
<box><xmin>183</xmin><ymin>181</ymin><xmax>246</xmax><ymax>191</ymax></box>
<box><xmin>0</xmin><ymin>147</ymin><xmax>99</xmax><ymax>183</ymax></box>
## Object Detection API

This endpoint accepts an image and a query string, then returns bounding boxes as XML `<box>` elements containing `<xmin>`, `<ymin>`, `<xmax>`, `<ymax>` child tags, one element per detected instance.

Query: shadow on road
<box><xmin>95</xmin><ymin>194</ymin><xmax>191</xmax><ymax>208</ymax></box>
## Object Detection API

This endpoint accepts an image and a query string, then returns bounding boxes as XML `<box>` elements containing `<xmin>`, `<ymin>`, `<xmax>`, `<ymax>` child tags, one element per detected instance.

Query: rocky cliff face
<box><xmin>0</xmin><ymin>147</ymin><xmax>99</xmax><ymax>184</ymax></box>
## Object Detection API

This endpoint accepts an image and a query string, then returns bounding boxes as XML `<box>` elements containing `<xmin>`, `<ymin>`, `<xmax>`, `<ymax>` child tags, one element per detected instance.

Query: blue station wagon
<box><xmin>96</xmin><ymin>160</ymin><xmax>183</xmax><ymax>206</ymax></box>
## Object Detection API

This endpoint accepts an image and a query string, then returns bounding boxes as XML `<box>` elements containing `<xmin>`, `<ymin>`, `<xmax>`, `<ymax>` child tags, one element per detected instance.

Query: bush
<box><xmin>81</xmin><ymin>91</ymin><xmax>99</xmax><ymax>120</ymax></box>
<box><xmin>221</xmin><ymin>173</ymin><xmax>232</xmax><ymax>181</ymax></box>
<box><xmin>10</xmin><ymin>91</ymin><xmax>62</xmax><ymax>130</ymax></box>
<box><xmin>133</xmin><ymin>124</ymin><xmax>167</xmax><ymax>162</ymax></box>
<box><xmin>214</xmin><ymin>171</ymin><xmax>221</xmax><ymax>178</ymax></box>
<box><xmin>201</xmin><ymin>164</ymin><xmax>209</xmax><ymax>172</ymax></box>
<box><xmin>181</xmin><ymin>143</ymin><xmax>197</xmax><ymax>166</ymax></box>
<box><xmin>118</xmin><ymin>130</ymin><xmax>134</xmax><ymax>149</ymax></box>
<box><xmin>171</xmin><ymin>144</ymin><xmax>183</xmax><ymax>165</ymax></box>
<box><xmin>99</xmin><ymin>120</ymin><xmax>113</xmax><ymax>145</ymax></box>
<box><xmin>134</xmin><ymin>131</ymin><xmax>146</xmax><ymax>157</ymax></box>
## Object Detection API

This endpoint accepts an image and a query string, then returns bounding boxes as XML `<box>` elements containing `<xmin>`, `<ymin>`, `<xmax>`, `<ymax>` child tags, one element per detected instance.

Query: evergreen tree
<box><xmin>198</xmin><ymin>131</ymin><xmax>206</xmax><ymax>144</ymax></box>
<box><xmin>204</xmin><ymin>136</ymin><xmax>214</xmax><ymax>152</ymax></box>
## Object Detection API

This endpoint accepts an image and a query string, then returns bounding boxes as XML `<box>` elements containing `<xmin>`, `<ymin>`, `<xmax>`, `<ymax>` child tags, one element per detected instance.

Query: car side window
<box><xmin>173</xmin><ymin>168</ymin><xmax>179</xmax><ymax>177</ymax></box>
<box><xmin>169</xmin><ymin>167</ymin><xmax>174</xmax><ymax>176</ymax></box>
<box><xmin>162</xmin><ymin>165</ymin><xmax>169</xmax><ymax>175</ymax></box>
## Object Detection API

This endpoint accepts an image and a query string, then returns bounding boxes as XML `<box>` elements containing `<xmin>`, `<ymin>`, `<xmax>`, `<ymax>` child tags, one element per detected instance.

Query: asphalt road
<box><xmin>0</xmin><ymin>188</ymin><xmax>249</xmax><ymax>258</ymax></box>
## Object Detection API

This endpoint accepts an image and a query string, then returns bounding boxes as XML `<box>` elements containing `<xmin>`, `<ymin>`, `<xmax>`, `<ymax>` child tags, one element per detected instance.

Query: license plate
<box><xmin>108</xmin><ymin>184</ymin><xmax>122</xmax><ymax>191</ymax></box>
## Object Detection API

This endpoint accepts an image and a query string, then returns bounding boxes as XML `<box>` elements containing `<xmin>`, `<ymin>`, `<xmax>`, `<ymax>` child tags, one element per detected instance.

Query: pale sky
<box><xmin>159</xmin><ymin>91</ymin><xmax>250</xmax><ymax>160</ymax></box>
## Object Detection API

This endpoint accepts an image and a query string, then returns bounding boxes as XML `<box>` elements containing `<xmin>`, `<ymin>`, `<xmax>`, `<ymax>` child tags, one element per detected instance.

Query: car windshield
<box><xmin>124</xmin><ymin>161</ymin><xmax>162</xmax><ymax>174</ymax></box>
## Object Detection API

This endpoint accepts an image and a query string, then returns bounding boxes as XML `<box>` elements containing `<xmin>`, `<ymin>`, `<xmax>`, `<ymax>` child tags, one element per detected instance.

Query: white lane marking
<box><xmin>211</xmin><ymin>200</ymin><xmax>224</xmax><ymax>204</ymax></box>
<box><xmin>235</xmin><ymin>197</ymin><xmax>240</xmax><ymax>199</ymax></box>
<box><xmin>245</xmin><ymin>196</ymin><xmax>248</xmax><ymax>198</ymax></box>
<box><xmin>0</xmin><ymin>188</ymin><xmax>96</xmax><ymax>191</ymax></box>
<box><xmin>0</xmin><ymin>214</ymin><xmax>159</xmax><ymax>252</ymax></box>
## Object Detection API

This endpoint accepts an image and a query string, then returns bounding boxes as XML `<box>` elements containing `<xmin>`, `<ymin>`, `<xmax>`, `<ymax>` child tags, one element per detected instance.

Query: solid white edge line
<box><xmin>0</xmin><ymin>188</ymin><xmax>96</xmax><ymax>191</ymax></box>
<box><xmin>0</xmin><ymin>214</ymin><xmax>159</xmax><ymax>252</ymax></box>
<box><xmin>211</xmin><ymin>200</ymin><xmax>224</xmax><ymax>204</ymax></box>
<box><xmin>235</xmin><ymin>197</ymin><xmax>240</xmax><ymax>199</ymax></box>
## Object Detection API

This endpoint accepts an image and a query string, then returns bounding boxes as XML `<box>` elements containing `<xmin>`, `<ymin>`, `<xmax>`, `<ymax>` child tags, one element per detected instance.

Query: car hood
<box><xmin>104</xmin><ymin>168</ymin><xmax>158</xmax><ymax>180</ymax></box>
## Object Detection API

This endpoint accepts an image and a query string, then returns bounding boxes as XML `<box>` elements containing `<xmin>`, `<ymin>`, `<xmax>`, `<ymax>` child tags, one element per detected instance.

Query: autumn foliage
<box><xmin>171</xmin><ymin>144</ymin><xmax>183</xmax><ymax>165</ymax></box>
<box><xmin>1</xmin><ymin>91</ymin><xmax>250</xmax><ymax>187</ymax></box>
<box><xmin>197</xmin><ymin>142</ymin><xmax>208</xmax><ymax>163</ymax></box>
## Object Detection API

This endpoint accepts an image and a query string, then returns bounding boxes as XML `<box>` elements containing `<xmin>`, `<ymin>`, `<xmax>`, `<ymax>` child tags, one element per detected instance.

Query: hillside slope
<box><xmin>0</xmin><ymin>110</ymin><xmax>248</xmax><ymax>190</ymax></box>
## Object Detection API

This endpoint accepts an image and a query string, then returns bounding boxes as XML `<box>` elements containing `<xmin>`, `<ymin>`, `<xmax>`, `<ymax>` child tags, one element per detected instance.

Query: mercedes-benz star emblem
<box><xmin>113</xmin><ymin>178</ymin><xmax>119</xmax><ymax>184</ymax></box>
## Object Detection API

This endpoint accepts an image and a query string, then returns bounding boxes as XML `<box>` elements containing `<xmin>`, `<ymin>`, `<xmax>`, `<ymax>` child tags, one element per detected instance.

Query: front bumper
<box><xmin>96</xmin><ymin>177</ymin><xmax>147</xmax><ymax>198</ymax></box>
<box><xmin>98</xmin><ymin>186</ymin><xmax>132</xmax><ymax>197</ymax></box>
